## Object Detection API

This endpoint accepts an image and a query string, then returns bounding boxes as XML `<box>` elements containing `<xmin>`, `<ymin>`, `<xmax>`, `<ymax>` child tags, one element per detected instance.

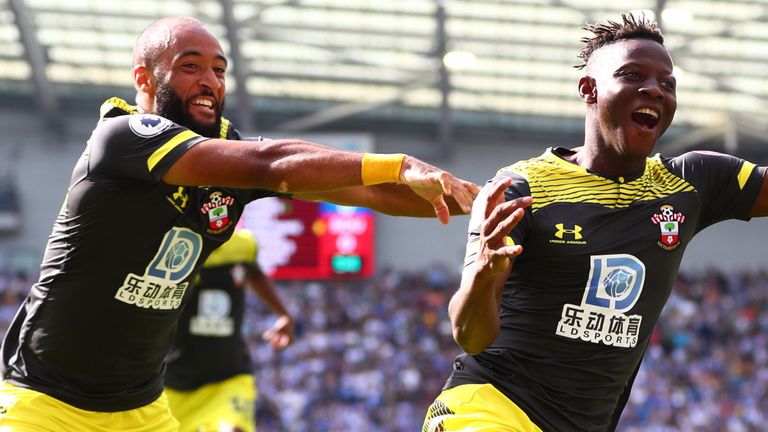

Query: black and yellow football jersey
<box><xmin>1</xmin><ymin>98</ymin><xmax>282</xmax><ymax>412</ymax></box>
<box><xmin>165</xmin><ymin>229</ymin><xmax>258</xmax><ymax>391</ymax></box>
<box><xmin>447</xmin><ymin>147</ymin><xmax>766</xmax><ymax>431</ymax></box>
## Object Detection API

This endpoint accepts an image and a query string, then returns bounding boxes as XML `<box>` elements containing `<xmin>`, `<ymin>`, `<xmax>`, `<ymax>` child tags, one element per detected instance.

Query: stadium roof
<box><xmin>2</xmin><ymin>0</ymin><xmax>768</xmax><ymax>151</ymax></box>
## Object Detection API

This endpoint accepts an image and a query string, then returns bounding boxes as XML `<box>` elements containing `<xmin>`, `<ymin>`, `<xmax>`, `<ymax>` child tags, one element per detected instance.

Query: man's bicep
<box><xmin>163</xmin><ymin>138</ymin><xmax>280</xmax><ymax>187</ymax></box>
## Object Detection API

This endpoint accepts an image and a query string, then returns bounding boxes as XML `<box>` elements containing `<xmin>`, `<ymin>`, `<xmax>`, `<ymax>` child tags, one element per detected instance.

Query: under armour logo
<box><xmin>555</xmin><ymin>223</ymin><xmax>583</xmax><ymax>240</ymax></box>
<box><xmin>172</xmin><ymin>186</ymin><xmax>188</xmax><ymax>208</ymax></box>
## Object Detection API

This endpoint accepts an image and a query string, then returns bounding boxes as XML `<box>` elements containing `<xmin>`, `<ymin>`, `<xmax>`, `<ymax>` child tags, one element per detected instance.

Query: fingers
<box><xmin>485</xmin><ymin>206</ymin><xmax>527</xmax><ymax>248</ymax></box>
<box><xmin>466</xmin><ymin>181</ymin><xmax>481</xmax><ymax>195</ymax></box>
<box><xmin>485</xmin><ymin>198</ymin><xmax>531</xmax><ymax>236</ymax></box>
<box><xmin>475</xmin><ymin>211</ymin><xmax>524</xmax><ymax>278</ymax></box>
<box><xmin>400</xmin><ymin>160</ymin><xmax>482</xmax><ymax>221</ymax></box>
<box><xmin>435</xmin><ymin>172</ymin><xmax>479</xmax><ymax>216</ymax></box>
<box><xmin>484</xmin><ymin>177</ymin><xmax>513</xmax><ymax>218</ymax></box>
<box><xmin>479</xmin><ymin>178</ymin><xmax>532</xmax><ymax>251</ymax></box>
<box><xmin>433</xmin><ymin>173</ymin><xmax>454</xmax><ymax>224</ymax></box>
<box><xmin>437</xmin><ymin>172</ymin><xmax>452</xmax><ymax>196</ymax></box>
<box><xmin>471</xmin><ymin>178</ymin><xmax>532</xmax><ymax>277</ymax></box>
<box><xmin>262</xmin><ymin>316</ymin><xmax>295</xmax><ymax>351</ymax></box>
<box><xmin>431</xmin><ymin>194</ymin><xmax>450</xmax><ymax>224</ymax></box>
<box><xmin>263</xmin><ymin>328</ymin><xmax>292</xmax><ymax>350</ymax></box>
<box><xmin>452</xmin><ymin>179</ymin><xmax>480</xmax><ymax>214</ymax></box>
<box><xmin>271</xmin><ymin>334</ymin><xmax>291</xmax><ymax>350</ymax></box>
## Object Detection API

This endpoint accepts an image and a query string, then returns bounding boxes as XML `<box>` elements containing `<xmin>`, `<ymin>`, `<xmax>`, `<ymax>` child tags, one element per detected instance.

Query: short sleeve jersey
<box><xmin>164</xmin><ymin>229</ymin><xmax>259</xmax><ymax>390</ymax></box>
<box><xmin>0</xmin><ymin>98</ymin><xmax>283</xmax><ymax>412</ymax></box>
<box><xmin>446</xmin><ymin>147</ymin><xmax>766</xmax><ymax>432</ymax></box>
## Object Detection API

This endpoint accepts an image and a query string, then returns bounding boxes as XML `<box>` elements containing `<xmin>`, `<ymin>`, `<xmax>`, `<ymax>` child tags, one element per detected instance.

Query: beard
<box><xmin>155</xmin><ymin>79</ymin><xmax>224</xmax><ymax>138</ymax></box>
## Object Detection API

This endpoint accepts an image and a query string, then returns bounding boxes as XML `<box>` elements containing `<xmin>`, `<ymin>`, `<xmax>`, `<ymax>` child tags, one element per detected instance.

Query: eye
<box><xmin>661</xmin><ymin>80</ymin><xmax>676</xmax><ymax>90</ymax></box>
<box><xmin>182</xmin><ymin>63</ymin><xmax>198</xmax><ymax>70</ymax></box>
<box><xmin>622</xmin><ymin>71</ymin><xmax>640</xmax><ymax>80</ymax></box>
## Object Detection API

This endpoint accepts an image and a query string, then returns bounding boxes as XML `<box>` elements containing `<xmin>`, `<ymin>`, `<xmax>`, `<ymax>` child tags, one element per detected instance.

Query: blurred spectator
<box><xmin>0</xmin><ymin>258</ymin><xmax>766</xmax><ymax>431</ymax></box>
<box><xmin>0</xmin><ymin>174</ymin><xmax>20</xmax><ymax>232</ymax></box>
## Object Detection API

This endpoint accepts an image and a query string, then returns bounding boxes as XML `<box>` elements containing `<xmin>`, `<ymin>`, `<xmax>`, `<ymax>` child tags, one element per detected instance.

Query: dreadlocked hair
<box><xmin>575</xmin><ymin>12</ymin><xmax>664</xmax><ymax>70</ymax></box>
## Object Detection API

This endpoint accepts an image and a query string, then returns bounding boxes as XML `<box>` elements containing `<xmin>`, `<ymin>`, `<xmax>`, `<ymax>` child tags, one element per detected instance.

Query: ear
<box><xmin>578</xmin><ymin>76</ymin><xmax>597</xmax><ymax>104</ymax></box>
<box><xmin>133</xmin><ymin>65</ymin><xmax>155</xmax><ymax>96</ymax></box>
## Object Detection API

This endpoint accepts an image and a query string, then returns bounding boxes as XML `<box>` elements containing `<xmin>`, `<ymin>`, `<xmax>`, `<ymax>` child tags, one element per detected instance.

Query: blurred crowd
<box><xmin>0</xmin><ymin>260</ymin><xmax>766</xmax><ymax>431</ymax></box>
<box><xmin>618</xmin><ymin>271</ymin><xmax>768</xmax><ymax>432</ymax></box>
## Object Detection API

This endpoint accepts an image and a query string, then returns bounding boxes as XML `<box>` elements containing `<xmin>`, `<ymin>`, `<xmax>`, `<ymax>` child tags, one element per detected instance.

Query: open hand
<box><xmin>400</xmin><ymin>157</ymin><xmax>480</xmax><ymax>224</ymax></box>
<box><xmin>474</xmin><ymin>177</ymin><xmax>532</xmax><ymax>278</ymax></box>
<box><xmin>262</xmin><ymin>314</ymin><xmax>295</xmax><ymax>351</ymax></box>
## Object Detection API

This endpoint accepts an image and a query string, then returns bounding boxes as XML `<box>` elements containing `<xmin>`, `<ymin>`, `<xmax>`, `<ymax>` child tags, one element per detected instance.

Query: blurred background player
<box><xmin>165</xmin><ymin>228</ymin><xmax>294</xmax><ymax>432</ymax></box>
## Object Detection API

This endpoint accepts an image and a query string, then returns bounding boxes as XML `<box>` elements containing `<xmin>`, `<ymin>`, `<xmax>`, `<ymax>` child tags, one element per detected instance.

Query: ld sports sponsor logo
<box><xmin>114</xmin><ymin>227</ymin><xmax>202</xmax><ymax>310</ymax></box>
<box><xmin>556</xmin><ymin>254</ymin><xmax>645</xmax><ymax>348</ymax></box>
<box><xmin>190</xmin><ymin>289</ymin><xmax>235</xmax><ymax>337</ymax></box>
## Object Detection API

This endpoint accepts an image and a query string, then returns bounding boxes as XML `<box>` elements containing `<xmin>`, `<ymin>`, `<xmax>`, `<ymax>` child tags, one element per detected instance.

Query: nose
<box><xmin>199</xmin><ymin>67</ymin><xmax>222</xmax><ymax>92</ymax></box>
<box><xmin>639</xmin><ymin>81</ymin><xmax>663</xmax><ymax>99</ymax></box>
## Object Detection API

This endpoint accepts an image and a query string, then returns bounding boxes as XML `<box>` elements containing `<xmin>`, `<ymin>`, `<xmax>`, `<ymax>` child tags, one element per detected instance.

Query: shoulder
<box><xmin>666</xmin><ymin>150</ymin><xmax>745</xmax><ymax>166</ymax></box>
<box><xmin>496</xmin><ymin>147</ymin><xmax>587</xmax><ymax>183</ymax></box>
<box><xmin>496</xmin><ymin>149</ymin><xmax>553</xmax><ymax>180</ymax></box>
<box><xmin>663</xmin><ymin>150</ymin><xmax>756</xmax><ymax>178</ymax></box>
<box><xmin>93</xmin><ymin>97</ymin><xmax>198</xmax><ymax>145</ymax></box>
<box><xmin>466</xmin><ymin>152</ymin><xmax>552</xmax><ymax>232</ymax></box>
<box><xmin>92</xmin><ymin>113</ymin><xmax>178</xmax><ymax>146</ymax></box>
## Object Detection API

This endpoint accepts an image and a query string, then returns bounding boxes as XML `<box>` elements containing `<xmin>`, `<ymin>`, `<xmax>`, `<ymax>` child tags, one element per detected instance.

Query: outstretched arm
<box><xmin>449</xmin><ymin>178</ymin><xmax>532</xmax><ymax>355</ymax></box>
<box><xmin>295</xmin><ymin>181</ymin><xmax>477</xmax><ymax>221</ymax></box>
<box><xmin>246</xmin><ymin>264</ymin><xmax>294</xmax><ymax>351</ymax></box>
<box><xmin>162</xmin><ymin>139</ymin><xmax>479</xmax><ymax>224</ymax></box>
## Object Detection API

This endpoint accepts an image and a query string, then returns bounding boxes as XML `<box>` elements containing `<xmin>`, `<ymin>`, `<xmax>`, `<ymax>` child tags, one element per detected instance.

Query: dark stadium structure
<box><xmin>1</xmin><ymin>0</ymin><xmax>768</xmax><ymax>158</ymax></box>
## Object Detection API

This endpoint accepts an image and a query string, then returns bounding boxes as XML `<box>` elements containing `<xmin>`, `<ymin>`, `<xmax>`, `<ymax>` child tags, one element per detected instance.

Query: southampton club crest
<box><xmin>200</xmin><ymin>191</ymin><xmax>236</xmax><ymax>234</ymax></box>
<box><xmin>651</xmin><ymin>204</ymin><xmax>685</xmax><ymax>251</ymax></box>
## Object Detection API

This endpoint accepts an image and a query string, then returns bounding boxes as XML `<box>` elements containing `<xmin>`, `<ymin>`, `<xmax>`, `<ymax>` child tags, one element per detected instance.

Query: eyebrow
<box><xmin>618</xmin><ymin>61</ymin><xmax>673</xmax><ymax>75</ymax></box>
<box><xmin>176</xmin><ymin>50</ymin><xmax>228</xmax><ymax>66</ymax></box>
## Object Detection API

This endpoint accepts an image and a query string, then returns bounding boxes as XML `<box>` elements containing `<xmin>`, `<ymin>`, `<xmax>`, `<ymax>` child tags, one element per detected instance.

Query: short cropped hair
<box><xmin>575</xmin><ymin>12</ymin><xmax>664</xmax><ymax>70</ymax></box>
<box><xmin>132</xmin><ymin>16</ymin><xmax>205</xmax><ymax>71</ymax></box>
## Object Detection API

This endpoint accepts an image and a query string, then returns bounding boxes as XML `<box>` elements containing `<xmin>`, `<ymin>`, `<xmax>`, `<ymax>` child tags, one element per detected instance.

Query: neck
<box><xmin>571</xmin><ymin>122</ymin><xmax>647</xmax><ymax>178</ymax></box>
<box><xmin>134</xmin><ymin>94</ymin><xmax>153</xmax><ymax>114</ymax></box>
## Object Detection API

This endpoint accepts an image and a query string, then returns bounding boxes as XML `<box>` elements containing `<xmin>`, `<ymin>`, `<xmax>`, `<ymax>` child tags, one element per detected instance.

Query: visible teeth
<box><xmin>634</xmin><ymin>107</ymin><xmax>658</xmax><ymax>119</ymax></box>
<box><xmin>193</xmin><ymin>99</ymin><xmax>213</xmax><ymax>108</ymax></box>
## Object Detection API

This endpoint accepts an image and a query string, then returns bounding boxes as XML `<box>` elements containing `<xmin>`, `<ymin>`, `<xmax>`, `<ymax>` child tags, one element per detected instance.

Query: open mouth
<box><xmin>631</xmin><ymin>107</ymin><xmax>660</xmax><ymax>129</ymax></box>
<box><xmin>191</xmin><ymin>97</ymin><xmax>215</xmax><ymax>113</ymax></box>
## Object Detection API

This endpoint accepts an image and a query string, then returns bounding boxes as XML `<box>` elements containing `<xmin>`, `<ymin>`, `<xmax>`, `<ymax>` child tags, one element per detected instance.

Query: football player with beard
<box><xmin>0</xmin><ymin>16</ymin><xmax>478</xmax><ymax>431</ymax></box>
